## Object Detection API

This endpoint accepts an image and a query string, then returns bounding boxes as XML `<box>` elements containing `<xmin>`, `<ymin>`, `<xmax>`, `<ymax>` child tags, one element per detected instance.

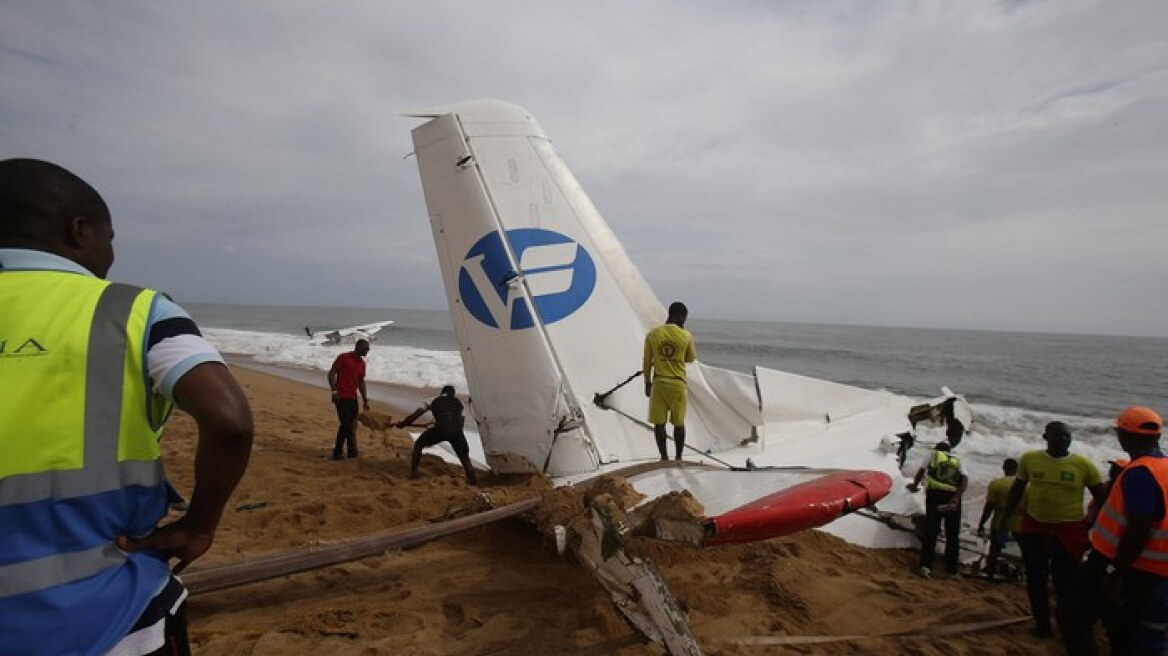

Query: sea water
<box><xmin>187</xmin><ymin>302</ymin><xmax>1168</xmax><ymax>530</ymax></box>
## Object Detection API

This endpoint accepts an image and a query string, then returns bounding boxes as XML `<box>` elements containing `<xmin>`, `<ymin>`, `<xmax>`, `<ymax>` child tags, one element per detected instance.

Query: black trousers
<box><xmin>920</xmin><ymin>490</ymin><xmax>961</xmax><ymax>574</ymax></box>
<box><xmin>332</xmin><ymin>398</ymin><xmax>359</xmax><ymax>458</ymax></box>
<box><xmin>1017</xmin><ymin>530</ymin><xmax>1078</xmax><ymax>632</ymax></box>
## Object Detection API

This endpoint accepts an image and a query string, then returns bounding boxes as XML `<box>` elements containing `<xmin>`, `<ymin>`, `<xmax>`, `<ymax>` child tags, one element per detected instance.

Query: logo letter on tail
<box><xmin>459</xmin><ymin>228</ymin><xmax>597</xmax><ymax>330</ymax></box>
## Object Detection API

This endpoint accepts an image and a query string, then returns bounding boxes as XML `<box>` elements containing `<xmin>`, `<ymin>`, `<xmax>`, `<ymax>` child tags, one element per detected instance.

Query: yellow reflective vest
<box><xmin>926</xmin><ymin>450</ymin><xmax>963</xmax><ymax>492</ymax></box>
<box><xmin>0</xmin><ymin>269</ymin><xmax>174</xmax><ymax>656</ymax></box>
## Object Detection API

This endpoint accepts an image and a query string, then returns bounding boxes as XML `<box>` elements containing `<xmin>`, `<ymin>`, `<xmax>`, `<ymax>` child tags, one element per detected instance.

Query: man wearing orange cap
<box><xmin>1062</xmin><ymin>407</ymin><xmax>1168</xmax><ymax>656</ymax></box>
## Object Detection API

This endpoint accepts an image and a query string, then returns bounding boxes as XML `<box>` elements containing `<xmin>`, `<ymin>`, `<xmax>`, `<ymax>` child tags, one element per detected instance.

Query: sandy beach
<box><xmin>163</xmin><ymin>366</ymin><xmax>1056</xmax><ymax>655</ymax></box>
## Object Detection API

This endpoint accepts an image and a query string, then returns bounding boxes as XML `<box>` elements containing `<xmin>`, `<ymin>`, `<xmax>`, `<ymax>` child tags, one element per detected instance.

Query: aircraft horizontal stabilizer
<box><xmin>701</xmin><ymin>470</ymin><xmax>892</xmax><ymax>546</ymax></box>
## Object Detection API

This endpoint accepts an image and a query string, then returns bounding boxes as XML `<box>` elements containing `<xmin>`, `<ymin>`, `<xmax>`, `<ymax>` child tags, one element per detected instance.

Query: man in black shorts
<box><xmin>396</xmin><ymin>385</ymin><xmax>477</xmax><ymax>484</ymax></box>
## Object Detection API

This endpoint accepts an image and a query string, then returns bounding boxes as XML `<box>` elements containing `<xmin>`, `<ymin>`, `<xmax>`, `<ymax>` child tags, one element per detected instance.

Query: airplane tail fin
<box><xmin>409</xmin><ymin>101</ymin><xmax>759</xmax><ymax>475</ymax></box>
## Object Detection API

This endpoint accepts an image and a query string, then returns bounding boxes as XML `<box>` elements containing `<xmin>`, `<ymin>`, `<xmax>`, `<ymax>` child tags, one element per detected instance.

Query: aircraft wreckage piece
<box><xmin>183</xmin><ymin>497</ymin><xmax>538</xmax><ymax>595</ymax></box>
<box><xmin>566</xmin><ymin>500</ymin><xmax>703</xmax><ymax>656</ymax></box>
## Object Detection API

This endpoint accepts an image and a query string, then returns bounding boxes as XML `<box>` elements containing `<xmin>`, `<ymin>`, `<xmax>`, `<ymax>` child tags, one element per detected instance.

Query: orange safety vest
<box><xmin>1089</xmin><ymin>455</ymin><xmax>1168</xmax><ymax>576</ymax></box>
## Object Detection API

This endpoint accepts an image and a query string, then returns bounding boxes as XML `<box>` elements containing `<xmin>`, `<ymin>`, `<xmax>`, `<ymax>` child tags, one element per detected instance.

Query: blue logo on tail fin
<box><xmin>459</xmin><ymin>228</ymin><xmax>596</xmax><ymax>329</ymax></box>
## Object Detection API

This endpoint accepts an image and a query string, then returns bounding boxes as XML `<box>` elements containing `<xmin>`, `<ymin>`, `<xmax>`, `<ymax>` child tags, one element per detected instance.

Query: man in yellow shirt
<box><xmin>977</xmin><ymin>458</ymin><xmax>1023</xmax><ymax>580</ymax></box>
<box><xmin>1002</xmin><ymin>421</ymin><xmax>1106</xmax><ymax>638</ymax></box>
<box><xmin>643</xmin><ymin>302</ymin><xmax>696</xmax><ymax>461</ymax></box>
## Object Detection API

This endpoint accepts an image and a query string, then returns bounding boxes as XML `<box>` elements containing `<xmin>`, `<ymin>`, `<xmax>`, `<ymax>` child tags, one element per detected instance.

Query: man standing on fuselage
<box><xmin>328</xmin><ymin>339</ymin><xmax>369</xmax><ymax>459</ymax></box>
<box><xmin>643</xmin><ymin>302</ymin><xmax>696</xmax><ymax>461</ymax></box>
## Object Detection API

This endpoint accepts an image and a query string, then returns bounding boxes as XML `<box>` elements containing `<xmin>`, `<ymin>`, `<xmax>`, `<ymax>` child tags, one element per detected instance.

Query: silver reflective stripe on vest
<box><xmin>85</xmin><ymin>283</ymin><xmax>138</xmax><ymax>473</ymax></box>
<box><xmin>1097</xmin><ymin>504</ymin><xmax>1168</xmax><ymax>541</ymax></box>
<box><xmin>1091</xmin><ymin>517</ymin><xmax>1120</xmax><ymax>547</ymax></box>
<box><xmin>0</xmin><ymin>543</ymin><xmax>127</xmax><ymax>598</ymax></box>
<box><xmin>0</xmin><ymin>283</ymin><xmax>155</xmax><ymax>597</ymax></box>
<box><xmin>1091</xmin><ymin>505</ymin><xmax>1168</xmax><ymax>564</ymax></box>
<box><xmin>0</xmin><ymin>460</ymin><xmax>164</xmax><ymax>506</ymax></box>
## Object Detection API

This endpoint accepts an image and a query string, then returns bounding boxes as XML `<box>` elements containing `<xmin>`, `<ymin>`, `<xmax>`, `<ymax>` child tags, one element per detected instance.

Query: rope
<box><xmin>595</xmin><ymin>401</ymin><xmax>736</xmax><ymax>470</ymax></box>
<box><xmin>851</xmin><ymin>508</ymin><xmax>919</xmax><ymax>534</ymax></box>
<box><xmin>591</xmin><ymin>370</ymin><xmax>642</xmax><ymax>406</ymax></box>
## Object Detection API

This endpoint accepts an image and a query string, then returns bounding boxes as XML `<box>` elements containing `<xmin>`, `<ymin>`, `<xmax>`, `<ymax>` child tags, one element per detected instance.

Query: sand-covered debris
<box><xmin>357</xmin><ymin>410</ymin><xmax>395</xmax><ymax>431</ymax></box>
<box><xmin>536</xmin><ymin>478</ymin><xmax>709</xmax><ymax>546</ymax></box>
<box><xmin>629</xmin><ymin>490</ymin><xmax>707</xmax><ymax>543</ymax></box>
<box><xmin>585</xmin><ymin>474</ymin><xmax>647</xmax><ymax>510</ymax></box>
<box><xmin>532</xmin><ymin>485</ymin><xmax>586</xmax><ymax>535</ymax></box>
<box><xmin>635</xmin><ymin>490</ymin><xmax>705</xmax><ymax>523</ymax></box>
<box><xmin>532</xmin><ymin>474</ymin><xmax>645</xmax><ymax>535</ymax></box>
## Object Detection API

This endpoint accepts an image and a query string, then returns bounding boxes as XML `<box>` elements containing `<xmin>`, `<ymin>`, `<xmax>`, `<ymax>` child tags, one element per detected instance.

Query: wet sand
<box><xmin>163</xmin><ymin>366</ymin><xmax>1056</xmax><ymax>655</ymax></box>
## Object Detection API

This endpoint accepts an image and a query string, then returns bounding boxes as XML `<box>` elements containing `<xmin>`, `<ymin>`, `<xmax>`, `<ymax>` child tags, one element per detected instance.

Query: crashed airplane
<box><xmin>405</xmin><ymin>99</ymin><xmax>970</xmax><ymax>551</ymax></box>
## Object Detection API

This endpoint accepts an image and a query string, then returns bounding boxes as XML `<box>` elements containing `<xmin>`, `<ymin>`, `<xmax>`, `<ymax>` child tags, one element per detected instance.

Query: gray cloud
<box><xmin>2</xmin><ymin>0</ymin><xmax>1166</xmax><ymax>336</ymax></box>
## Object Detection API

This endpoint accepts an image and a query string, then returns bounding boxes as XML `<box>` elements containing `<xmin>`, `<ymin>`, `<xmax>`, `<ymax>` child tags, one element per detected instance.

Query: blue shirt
<box><xmin>1121</xmin><ymin>450</ymin><xmax>1166</xmax><ymax>520</ymax></box>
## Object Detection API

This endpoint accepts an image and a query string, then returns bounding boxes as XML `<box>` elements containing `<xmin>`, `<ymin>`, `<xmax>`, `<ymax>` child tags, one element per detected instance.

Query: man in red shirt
<box><xmin>328</xmin><ymin>339</ymin><xmax>370</xmax><ymax>459</ymax></box>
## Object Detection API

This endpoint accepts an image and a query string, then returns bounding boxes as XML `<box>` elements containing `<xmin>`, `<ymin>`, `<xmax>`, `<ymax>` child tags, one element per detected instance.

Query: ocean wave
<box><xmin>204</xmin><ymin>328</ymin><xmax>467</xmax><ymax>392</ymax></box>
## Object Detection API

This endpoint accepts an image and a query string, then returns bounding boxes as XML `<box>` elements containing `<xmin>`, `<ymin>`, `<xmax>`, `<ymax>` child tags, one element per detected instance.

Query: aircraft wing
<box><xmin>626</xmin><ymin>466</ymin><xmax>893</xmax><ymax>547</ymax></box>
<box><xmin>347</xmin><ymin>320</ymin><xmax>395</xmax><ymax>335</ymax></box>
<box><xmin>306</xmin><ymin>320</ymin><xmax>394</xmax><ymax>345</ymax></box>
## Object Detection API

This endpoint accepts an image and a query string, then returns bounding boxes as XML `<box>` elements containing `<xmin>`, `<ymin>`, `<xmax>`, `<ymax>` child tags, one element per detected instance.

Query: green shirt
<box><xmin>1017</xmin><ymin>451</ymin><xmax>1102</xmax><ymax>523</ymax></box>
<box><xmin>986</xmin><ymin>475</ymin><xmax>1023</xmax><ymax>532</ymax></box>
<box><xmin>643</xmin><ymin>323</ymin><xmax>696</xmax><ymax>382</ymax></box>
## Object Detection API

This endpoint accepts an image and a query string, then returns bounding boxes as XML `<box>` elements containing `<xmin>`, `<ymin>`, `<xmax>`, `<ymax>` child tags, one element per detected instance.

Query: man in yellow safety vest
<box><xmin>0</xmin><ymin>158</ymin><xmax>254</xmax><ymax>656</ymax></box>
<box><xmin>908</xmin><ymin>441</ymin><xmax>967</xmax><ymax>579</ymax></box>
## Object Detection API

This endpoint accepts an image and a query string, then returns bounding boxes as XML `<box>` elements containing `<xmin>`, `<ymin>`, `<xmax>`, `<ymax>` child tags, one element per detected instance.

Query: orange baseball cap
<box><xmin>1115</xmin><ymin>406</ymin><xmax>1162</xmax><ymax>437</ymax></box>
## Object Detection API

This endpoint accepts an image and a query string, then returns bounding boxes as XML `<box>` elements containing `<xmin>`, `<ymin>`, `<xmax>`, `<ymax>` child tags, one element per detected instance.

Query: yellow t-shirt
<box><xmin>643</xmin><ymin>324</ymin><xmax>696</xmax><ymax>382</ymax></box>
<box><xmin>1017</xmin><ymin>451</ymin><xmax>1102</xmax><ymax>523</ymax></box>
<box><xmin>986</xmin><ymin>475</ymin><xmax>1023</xmax><ymax>532</ymax></box>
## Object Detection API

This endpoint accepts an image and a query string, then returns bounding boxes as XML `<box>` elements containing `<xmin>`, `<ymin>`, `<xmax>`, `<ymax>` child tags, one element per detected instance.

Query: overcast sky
<box><xmin>3</xmin><ymin>1</ymin><xmax>1166</xmax><ymax>337</ymax></box>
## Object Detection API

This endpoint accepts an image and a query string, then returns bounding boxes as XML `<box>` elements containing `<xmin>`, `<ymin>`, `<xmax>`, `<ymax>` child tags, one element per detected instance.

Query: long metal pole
<box><xmin>183</xmin><ymin>497</ymin><xmax>539</xmax><ymax>596</ymax></box>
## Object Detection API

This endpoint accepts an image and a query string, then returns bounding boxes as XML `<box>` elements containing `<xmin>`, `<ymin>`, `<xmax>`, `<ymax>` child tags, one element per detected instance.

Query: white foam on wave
<box><xmin>204</xmin><ymin>328</ymin><xmax>468</xmax><ymax>393</ymax></box>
